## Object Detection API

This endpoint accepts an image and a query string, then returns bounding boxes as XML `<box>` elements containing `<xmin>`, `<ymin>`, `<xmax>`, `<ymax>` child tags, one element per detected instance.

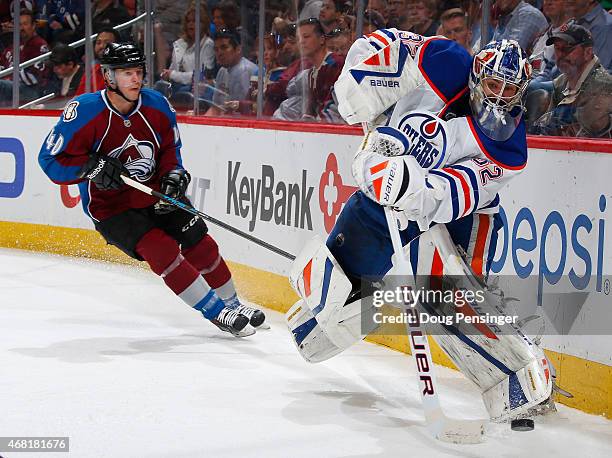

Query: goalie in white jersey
<box><xmin>287</xmin><ymin>30</ymin><xmax>558</xmax><ymax>424</ymax></box>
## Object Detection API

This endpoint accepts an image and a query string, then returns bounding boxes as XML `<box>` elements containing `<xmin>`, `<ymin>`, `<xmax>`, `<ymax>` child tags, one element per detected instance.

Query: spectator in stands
<box><xmin>48</xmin><ymin>42</ymin><xmax>83</xmax><ymax>98</ymax></box>
<box><xmin>153</xmin><ymin>0</ymin><xmax>192</xmax><ymax>77</ymax></box>
<box><xmin>212</xmin><ymin>0</ymin><xmax>241</xmax><ymax>34</ymax></box>
<box><xmin>440</xmin><ymin>8</ymin><xmax>473</xmax><ymax>53</ymax></box>
<box><xmin>492</xmin><ymin>0</ymin><xmax>548</xmax><ymax>54</ymax></box>
<box><xmin>411</xmin><ymin>0</ymin><xmax>440</xmax><ymax>36</ymax></box>
<box><xmin>41</xmin><ymin>0</ymin><xmax>85</xmax><ymax>45</ymax></box>
<box><xmin>530</xmin><ymin>0</ymin><xmax>574</xmax><ymax>81</ymax></box>
<box><xmin>276</xmin><ymin>21</ymin><xmax>299</xmax><ymax>66</ymax></box>
<box><xmin>264</xmin><ymin>23</ymin><xmax>312</xmax><ymax>116</ymax></box>
<box><xmin>92</xmin><ymin>0</ymin><xmax>132</xmax><ymax>38</ymax></box>
<box><xmin>274</xmin><ymin>18</ymin><xmax>344</xmax><ymax>122</ymax></box>
<box><xmin>533</xmin><ymin>23</ymin><xmax>603</xmax><ymax>136</ymax></box>
<box><xmin>326</xmin><ymin>26</ymin><xmax>351</xmax><ymax>56</ymax></box>
<box><xmin>76</xmin><ymin>26</ymin><xmax>118</xmax><ymax>93</ymax></box>
<box><xmin>319</xmin><ymin>0</ymin><xmax>345</xmax><ymax>34</ymax></box>
<box><xmin>574</xmin><ymin>66</ymin><xmax>612</xmax><ymax>138</ymax></box>
<box><xmin>574</xmin><ymin>0</ymin><xmax>612</xmax><ymax>72</ymax></box>
<box><xmin>366</xmin><ymin>0</ymin><xmax>389</xmax><ymax>25</ymax></box>
<box><xmin>156</xmin><ymin>5</ymin><xmax>214</xmax><ymax>99</ymax></box>
<box><xmin>387</xmin><ymin>0</ymin><xmax>408</xmax><ymax>28</ymax></box>
<box><xmin>299</xmin><ymin>0</ymin><xmax>323</xmax><ymax>21</ymax></box>
<box><xmin>205</xmin><ymin>28</ymin><xmax>257</xmax><ymax>116</ymax></box>
<box><xmin>0</xmin><ymin>9</ymin><xmax>50</xmax><ymax>106</ymax></box>
<box><xmin>363</xmin><ymin>8</ymin><xmax>386</xmax><ymax>34</ymax></box>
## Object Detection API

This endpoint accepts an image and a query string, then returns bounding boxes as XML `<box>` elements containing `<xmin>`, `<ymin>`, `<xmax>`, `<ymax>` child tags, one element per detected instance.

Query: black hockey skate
<box><xmin>226</xmin><ymin>295</ymin><xmax>269</xmax><ymax>329</ymax></box>
<box><xmin>210</xmin><ymin>307</ymin><xmax>251</xmax><ymax>337</ymax></box>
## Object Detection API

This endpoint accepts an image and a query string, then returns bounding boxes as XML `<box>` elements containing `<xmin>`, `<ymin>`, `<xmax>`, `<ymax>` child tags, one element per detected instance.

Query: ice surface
<box><xmin>0</xmin><ymin>248</ymin><xmax>610</xmax><ymax>458</ymax></box>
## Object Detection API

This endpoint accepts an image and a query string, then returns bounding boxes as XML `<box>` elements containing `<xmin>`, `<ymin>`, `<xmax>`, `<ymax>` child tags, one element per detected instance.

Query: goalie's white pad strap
<box><xmin>335</xmin><ymin>38</ymin><xmax>422</xmax><ymax>124</ymax></box>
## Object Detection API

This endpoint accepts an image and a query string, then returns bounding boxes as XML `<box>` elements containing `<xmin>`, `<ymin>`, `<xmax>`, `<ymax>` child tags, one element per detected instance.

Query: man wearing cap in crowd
<box><xmin>534</xmin><ymin>21</ymin><xmax>604</xmax><ymax>136</ymax></box>
<box><xmin>574</xmin><ymin>0</ymin><xmax>612</xmax><ymax>72</ymax></box>
<box><xmin>49</xmin><ymin>43</ymin><xmax>84</xmax><ymax>99</ymax></box>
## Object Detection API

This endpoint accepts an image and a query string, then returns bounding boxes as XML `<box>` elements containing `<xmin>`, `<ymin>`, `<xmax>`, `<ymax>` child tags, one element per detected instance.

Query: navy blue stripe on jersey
<box><xmin>418</xmin><ymin>39</ymin><xmax>471</xmax><ymax>103</ymax></box>
<box><xmin>467</xmin><ymin>117</ymin><xmax>528</xmax><ymax>170</ymax></box>
<box><xmin>429</xmin><ymin>170</ymin><xmax>459</xmax><ymax>220</ymax></box>
<box><xmin>449</xmin><ymin>164</ymin><xmax>480</xmax><ymax>212</ymax></box>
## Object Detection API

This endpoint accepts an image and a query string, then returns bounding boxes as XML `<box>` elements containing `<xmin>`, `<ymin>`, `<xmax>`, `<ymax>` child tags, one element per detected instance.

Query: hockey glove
<box><xmin>78</xmin><ymin>152</ymin><xmax>129</xmax><ymax>191</ymax></box>
<box><xmin>154</xmin><ymin>169</ymin><xmax>191</xmax><ymax>214</ymax></box>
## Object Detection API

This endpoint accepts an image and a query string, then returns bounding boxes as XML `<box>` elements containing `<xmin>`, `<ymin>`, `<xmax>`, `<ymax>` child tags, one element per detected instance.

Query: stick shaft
<box><xmin>121</xmin><ymin>175</ymin><xmax>296</xmax><ymax>261</ymax></box>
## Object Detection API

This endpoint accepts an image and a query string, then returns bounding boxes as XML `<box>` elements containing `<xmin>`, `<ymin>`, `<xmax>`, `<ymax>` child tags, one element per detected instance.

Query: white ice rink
<box><xmin>1</xmin><ymin>248</ymin><xmax>610</xmax><ymax>458</ymax></box>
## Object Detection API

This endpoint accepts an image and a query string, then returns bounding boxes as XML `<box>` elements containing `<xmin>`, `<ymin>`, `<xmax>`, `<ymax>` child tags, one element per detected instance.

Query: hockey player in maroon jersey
<box><xmin>39</xmin><ymin>42</ymin><xmax>266</xmax><ymax>337</ymax></box>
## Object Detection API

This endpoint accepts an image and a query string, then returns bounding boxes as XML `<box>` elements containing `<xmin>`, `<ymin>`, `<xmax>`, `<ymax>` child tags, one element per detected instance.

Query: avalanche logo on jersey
<box><xmin>397</xmin><ymin>112</ymin><xmax>447</xmax><ymax>170</ymax></box>
<box><xmin>108</xmin><ymin>134</ymin><xmax>156</xmax><ymax>182</ymax></box>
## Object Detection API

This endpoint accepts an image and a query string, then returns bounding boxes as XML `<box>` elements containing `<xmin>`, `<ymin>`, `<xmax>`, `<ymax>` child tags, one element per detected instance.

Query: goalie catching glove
<box><xmin>352</xmin><ymin>126</ymin><xmax>426</xmax><ymax>208</ymax></box>
<box><xmin>154</xmin><ymin>168</ymin><xmax>191</xmax><ymax>214</ymax></box>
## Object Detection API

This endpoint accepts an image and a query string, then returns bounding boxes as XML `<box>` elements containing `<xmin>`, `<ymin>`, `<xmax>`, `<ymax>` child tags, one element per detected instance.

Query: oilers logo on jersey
<box><xmin>397</xmin><ymin>112</ymin><xmax>447</xmax><ymax>169</ymax></box>
<box><xmin>108</xmin><ymin>134</ymin><xmax>156</xmax><ymax>182</ymax></box>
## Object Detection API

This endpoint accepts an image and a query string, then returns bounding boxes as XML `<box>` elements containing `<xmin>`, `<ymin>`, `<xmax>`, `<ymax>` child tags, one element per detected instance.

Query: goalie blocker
<box><xmin>286</xmin><ymin>234</ymin><xmax>553</xmax><ymax>423</ymax></box>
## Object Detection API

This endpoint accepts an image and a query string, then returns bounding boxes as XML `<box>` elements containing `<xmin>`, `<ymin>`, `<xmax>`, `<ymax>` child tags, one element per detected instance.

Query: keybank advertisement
<box><xmin>1</xmin><ymin>116</ymin><xmax>611</xmax><ymax>363</ymax></box>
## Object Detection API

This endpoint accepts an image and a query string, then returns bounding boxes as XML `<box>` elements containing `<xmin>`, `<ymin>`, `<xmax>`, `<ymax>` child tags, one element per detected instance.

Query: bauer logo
<box><xmin>226</xmin><ymin>161</ymin><xmax>314</xmax><ymax>232</ymax></box>
<box><xmin>397</xmin><ymin>112</ymin><xmax>447</xmax><ymax>169</ymax></box>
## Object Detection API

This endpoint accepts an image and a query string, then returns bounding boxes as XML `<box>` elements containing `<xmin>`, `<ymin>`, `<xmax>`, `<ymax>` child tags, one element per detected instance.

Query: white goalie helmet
<box><xmin>469</xmin><ymin>40</ymin><xmax>532</xmax><ymax>141</ymax></box>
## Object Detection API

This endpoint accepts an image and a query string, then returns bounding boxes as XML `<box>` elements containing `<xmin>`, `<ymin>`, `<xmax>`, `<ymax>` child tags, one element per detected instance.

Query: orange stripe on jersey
<box><xmin>303</xmin><ymin>259</ymin><xmax>313</xmax><ymax>298</ymax></box>
<box><xmin>444</xmin><ymin>168</ymin><xmax>472</xmax><ymax>216</ymax></box>
<box><xmin>471</xmin><ymin>214</ymin><xmax>491</xmax><ymax>276</ymax></box>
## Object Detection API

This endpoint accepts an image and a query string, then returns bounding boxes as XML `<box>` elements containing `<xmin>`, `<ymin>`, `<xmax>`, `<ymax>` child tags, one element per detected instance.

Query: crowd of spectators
<box><xmin>0</xmin><ymin>0</ymin><xmax>609</xmax><ymax>138</ymax></box>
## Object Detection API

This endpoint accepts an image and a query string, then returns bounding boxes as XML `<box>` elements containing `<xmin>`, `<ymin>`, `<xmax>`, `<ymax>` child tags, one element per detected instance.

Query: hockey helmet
<box><xmin>469</xmin><ymin>40</ymin><xmax>532</xmax><ymax>141</ymax></box>
<box><xmin>100</xmin><ymin>42</ymin><xmax>146</xmax><ymax>101</ymax></box>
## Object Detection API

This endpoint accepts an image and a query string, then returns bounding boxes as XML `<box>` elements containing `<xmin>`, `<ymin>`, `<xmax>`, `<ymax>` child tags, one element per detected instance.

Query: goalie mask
<box><xmin>100</xmin><ymin>42</ymin><xmax>147</xmax><ymax>103</ymax></box>
<box><xmin>469</xmin><ymin>40</ymin><xmax>532</xmax><ymax>141</ymax></box>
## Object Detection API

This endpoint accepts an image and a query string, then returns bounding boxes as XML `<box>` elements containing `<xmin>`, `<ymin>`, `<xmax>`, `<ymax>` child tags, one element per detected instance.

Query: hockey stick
<box><xmin>384</xmin><ymin>210</ymin><xmax>485</xmax><ymax>443</ymax></box>
<box><xmin>120</xmin><ymin>175</ymin><xmax>296</xmax><ymax>261</ymax></box>
<box><xmin>359</xmin><ymin>114</ymin><xmax>485</xmax><ymax>442</ymax></box>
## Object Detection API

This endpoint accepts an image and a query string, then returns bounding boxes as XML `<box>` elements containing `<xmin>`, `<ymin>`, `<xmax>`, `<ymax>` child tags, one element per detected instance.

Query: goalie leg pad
<box><xmin>287</xmin><ymin>237</ymin><xmax>378</xmax><ymax>362</ymax></box>
<box><xmin>400</xmin><ymin>228</ymin><xmax>553</xmax><ymax>422</ymax></box>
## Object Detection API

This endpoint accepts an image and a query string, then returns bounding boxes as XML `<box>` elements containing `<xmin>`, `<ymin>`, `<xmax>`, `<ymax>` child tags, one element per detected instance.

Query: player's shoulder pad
<box><xmin>418</xmin><ymin>38</ymin><xmax>472</xmax><ymax>103</ymax></box>
<box><xmin>57</xmin><ymin>91</ymin><xmax>105</xmax><ymax>127</ymax></box>
<box><xmin>140</xmin><ymin>87</ymin><xmax>176</xmax><ymax>118</ymax></box>
<box><xmin>468</xmin><ymin>117</ymin><xmax>528</xmax><ymax>170</ymax></box>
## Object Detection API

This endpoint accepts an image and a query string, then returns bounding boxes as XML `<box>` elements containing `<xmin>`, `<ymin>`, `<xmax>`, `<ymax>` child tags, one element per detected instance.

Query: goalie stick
<box><xmin>120</xmin><ymin>175</ymin><xmax>296</xmax><ymax>261</ymax></box>
<box><xmin>361</xmin><ymin>113</ymin><xmax>485</xmax><ymax>443</ymax></box>
<box><xmin>385</xmin><ymin>209</ymin><xmax>486</xmax><ymax>444</ymax></box>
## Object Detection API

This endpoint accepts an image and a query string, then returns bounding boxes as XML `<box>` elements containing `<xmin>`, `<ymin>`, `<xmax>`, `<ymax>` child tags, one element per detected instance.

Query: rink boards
<box><xmin>0</xmin><ymin>111</ymin><xmax>611</xmax><ymax>418</ymax></box>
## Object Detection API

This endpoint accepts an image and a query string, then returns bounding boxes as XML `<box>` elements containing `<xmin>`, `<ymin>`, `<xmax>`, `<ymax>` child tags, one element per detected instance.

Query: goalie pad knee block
<box><xmin>286</xmin><ymin>237</ymin><xmax>374</xmax><ymax>362</ymax></box>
